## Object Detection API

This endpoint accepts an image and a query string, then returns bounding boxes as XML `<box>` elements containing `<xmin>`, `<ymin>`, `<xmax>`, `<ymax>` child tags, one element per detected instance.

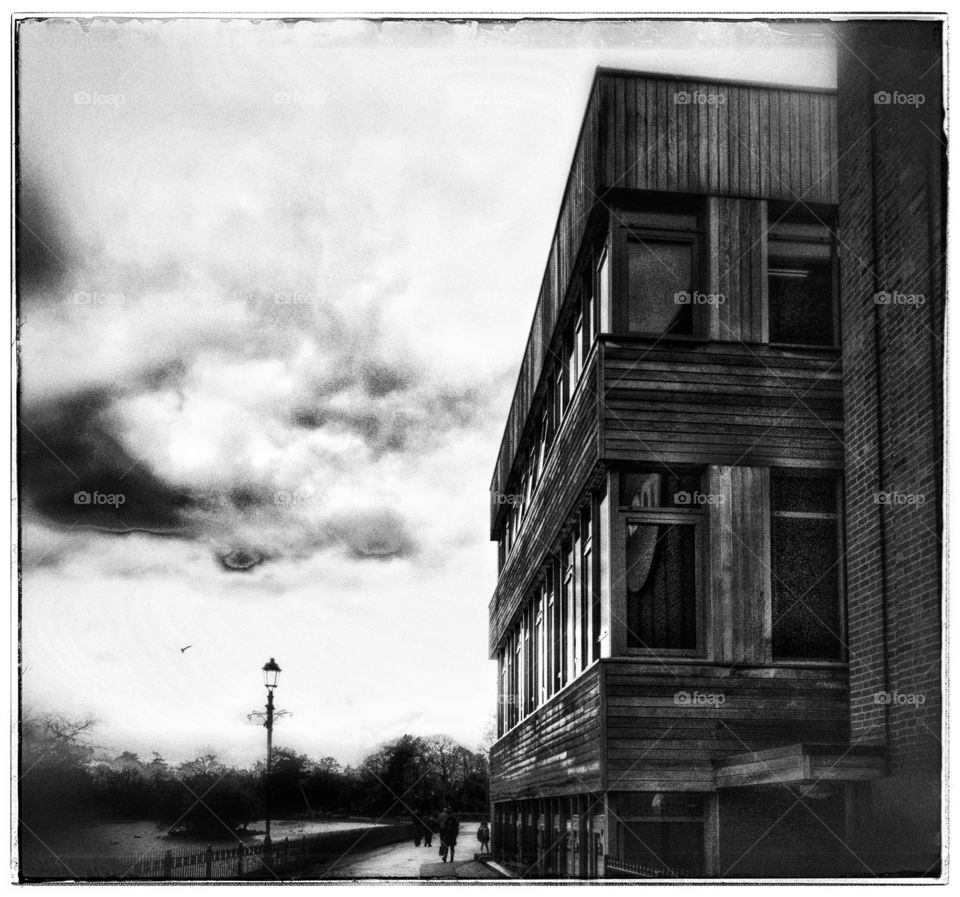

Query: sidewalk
<box><xmin>419</xmin><ymin>857</ymin><xmax>506</xmax><ymax>880</ymax></box>
<box><xmin>294</xmin><ymin>822</ymin><xmax>503</xmax><ymax>880</ymax></box>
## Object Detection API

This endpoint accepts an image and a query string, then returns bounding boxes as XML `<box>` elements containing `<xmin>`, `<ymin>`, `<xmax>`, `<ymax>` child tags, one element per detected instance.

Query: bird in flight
<box><xmin>180</xmin><ymin>645</ymin><xmax>192</xmax><ymax>653</ymax></box>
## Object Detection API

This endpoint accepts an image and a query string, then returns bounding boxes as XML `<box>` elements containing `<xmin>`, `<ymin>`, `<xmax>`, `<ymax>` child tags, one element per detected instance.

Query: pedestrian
<box><xmin>477</xmin><ymin>820</ymin><xmax>491</xmax><ymax>853</ymax></box>
<box><xmin>410</xmin><ymin>811</ymin><xmax>422</xmax><ymax>847</ymax></box>
<box><xmin>423</xmin><ymin>814</ymin><xmax>435</xmax><ymax>848</ymax></box>
<box><xmin>439</xmin><ymin>810</ymin><xmax>460</xmax><ymax>864</ymax></box>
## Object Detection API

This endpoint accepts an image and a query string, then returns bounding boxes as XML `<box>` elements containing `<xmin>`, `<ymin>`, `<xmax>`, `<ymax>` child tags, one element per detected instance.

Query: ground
<box><xmin>293</xmin><ymin>822</ymin><xmax>500</xmax><ymax>880</ymax></box>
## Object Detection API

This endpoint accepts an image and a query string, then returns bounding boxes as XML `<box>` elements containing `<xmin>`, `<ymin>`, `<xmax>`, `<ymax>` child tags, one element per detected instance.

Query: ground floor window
<box><xmin>614</xmin><ymin>793</ymin><xmax>705</xmax><ymax>876</ymax></box>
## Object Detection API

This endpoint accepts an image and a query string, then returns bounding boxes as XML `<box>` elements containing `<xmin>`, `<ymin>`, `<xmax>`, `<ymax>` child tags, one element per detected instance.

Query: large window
<box><xmin>770</xmin><ymin>472</ymin><xmax>844</xmax><ymax>660</ymax></box>
<box><xmin>616</xmin><ymin>794</ymin><xmax>705</xmax><ymax>876</ymax></box>
<box><xmin>620</xmin><ymin>470</ymin><xmax>702</xmax><ymax>651</ymax></box>
<box><xmin>767</xmin><ymin>205</ymin><xmax>837</xmax><ymax>346</ymax></box>
<box><xmin>617</xmin><ymin>204</ymin><xmax>701</xmax><ymax>337</ymax></box>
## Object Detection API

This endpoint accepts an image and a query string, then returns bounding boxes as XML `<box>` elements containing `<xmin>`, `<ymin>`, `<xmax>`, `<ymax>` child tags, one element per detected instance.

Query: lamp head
<box><xmin>262</xmin><ymin>657</ymin><xmax>281</xmax><ymax>689</ymax></box>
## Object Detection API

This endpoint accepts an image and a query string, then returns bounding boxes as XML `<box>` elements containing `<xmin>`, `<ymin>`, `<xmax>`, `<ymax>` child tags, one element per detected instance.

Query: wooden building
<box><xmin>487</xmin><ymin>26</ymin><xmax>942</xmax><ymax>879</ymax></box>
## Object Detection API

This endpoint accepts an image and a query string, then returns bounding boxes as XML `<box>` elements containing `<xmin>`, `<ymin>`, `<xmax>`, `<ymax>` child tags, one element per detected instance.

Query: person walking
<box><xmin>439</xmin><ymin>810</ymin><xmax>460</xmax><ymax>864</ymax></box>
<box><xmin>410</xmin><ymin>811</ymin><xmax>423</xmax><ymax>847</ymax></box>
<box><xmin>477</xmin><ymin>820</ymin><xmax>491</xmax><ymax>854</ymax></box>
<box><xmin>423</xmin><ymin>813</ymin><xmax>436</xmax><ymax>848</ymax></box>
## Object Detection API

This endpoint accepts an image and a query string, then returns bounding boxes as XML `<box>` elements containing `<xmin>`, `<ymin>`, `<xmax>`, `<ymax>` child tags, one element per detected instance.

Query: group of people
<box><xmin>410</xmin><ymin>809</ymin><xmax>491</xmax><ymax>864</ymax></box>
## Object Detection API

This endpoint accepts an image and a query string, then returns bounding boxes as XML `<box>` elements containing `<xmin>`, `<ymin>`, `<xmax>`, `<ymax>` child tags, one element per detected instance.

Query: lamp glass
<box><xmin>262</xmin><ymin>657</ymin><xmax>281</xmax><ymax>689</ymax></box>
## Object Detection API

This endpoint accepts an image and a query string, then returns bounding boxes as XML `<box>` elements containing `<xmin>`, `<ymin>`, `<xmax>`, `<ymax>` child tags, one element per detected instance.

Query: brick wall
<box><xmin>836</xmin><ymin>17</ymin><xmax>942</xmax><ymax>799</ymax></box>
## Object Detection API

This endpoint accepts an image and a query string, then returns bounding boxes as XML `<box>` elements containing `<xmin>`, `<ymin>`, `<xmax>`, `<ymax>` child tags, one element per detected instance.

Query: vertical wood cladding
<box><xmin>490</xmin><ymin>665</ymin><xmax>602</xmax><ymax>801</ymax></box>
<box><xmin>706</xmin><ymin>466</ymin><xmax>772</xmax><ymax>664</ymax></box>
<box><xmin>711</xmin><ymin>198</ymin><xmax>766</xmax><ymax>342</ymax></box>
<box><xmin>491</xmin><ymin>73</ymin><xmax>837</xmax><ymax>521</ymax></box>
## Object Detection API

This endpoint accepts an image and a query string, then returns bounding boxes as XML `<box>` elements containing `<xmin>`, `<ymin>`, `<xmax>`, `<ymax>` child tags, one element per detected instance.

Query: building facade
<box><xmin>487</xmin><ymin>24</ymin><xmax>942</xmax><ymax>879</ymax></box>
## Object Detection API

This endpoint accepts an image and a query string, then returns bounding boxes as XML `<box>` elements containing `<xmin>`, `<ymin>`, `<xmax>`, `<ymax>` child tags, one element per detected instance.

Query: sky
<box><xmin>17</xmin><ymin>17</ymin><xmax>836</xmax><ymax>768</ymax></box>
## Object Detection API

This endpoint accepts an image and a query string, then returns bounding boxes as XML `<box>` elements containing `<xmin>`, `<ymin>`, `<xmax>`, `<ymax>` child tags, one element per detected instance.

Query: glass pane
<box><xmin>626</xmin><ymin>523</ymin><xmax>697</xmax><ymax>649</ymax></box>
<box><xmin>627</xmin><ymin>239</ymin><xmax>693</xmax><ymax>335</ymax></box>
<box><xmin>769</xmin><ymin>239</ymin><xmax>834</xmax><ymax>345</ymax></box>
<box><xmin>621</xmin><ymin>822</ymin><xmax>704</xmax><ymax>875</ymax></box>
<box><xmin>620</xmin><ymin>471</ymin><xmax>701</xmax><ymax>508</ymax></box>
<box><xmin>772</xmin><ymin>475</ymin><xmax>837</xmax><ymax>514</ymax></box>
<box><xmin>772</xmin><ymin>517</ymin><xmax>842</xmax><ymax>659</ymax></box>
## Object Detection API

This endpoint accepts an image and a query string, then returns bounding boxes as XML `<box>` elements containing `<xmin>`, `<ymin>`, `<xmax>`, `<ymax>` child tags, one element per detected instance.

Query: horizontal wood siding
<box><xmin>491</xmin><ymin>72</ymin><xmax>837</xmax><ymax>530</ymax></box>
<box><xmin>603</xmin><ymin>659</ymin><xmax>849</xmax><ymax>791</ymax></box>
<box><xmin>489</xmin><ymin>352</ymin><xmax>601</xmax><ymax>655</ymax></box>
<box><xmin>490</xmin><ymin>665</ymin><xmax>602</xmax><ymax>800</ymax></box>
<box><xmin>602</xmin><ymin>340</ymin><xmax>844</xmax><ymax>468</ymax></box>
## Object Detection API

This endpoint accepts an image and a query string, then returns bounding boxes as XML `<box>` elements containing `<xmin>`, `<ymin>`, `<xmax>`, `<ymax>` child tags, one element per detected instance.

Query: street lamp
<box><xmin>261</xmin><ymin>657</ymin><xmax>281</xmax><ymax>852</ymax></box>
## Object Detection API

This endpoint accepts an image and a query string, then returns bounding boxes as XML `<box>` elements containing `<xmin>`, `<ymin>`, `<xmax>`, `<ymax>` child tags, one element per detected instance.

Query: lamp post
<box><xmin>262</xmin><ymin>657</ymin><xmax>281</xmax><ymax>854</ymax></box>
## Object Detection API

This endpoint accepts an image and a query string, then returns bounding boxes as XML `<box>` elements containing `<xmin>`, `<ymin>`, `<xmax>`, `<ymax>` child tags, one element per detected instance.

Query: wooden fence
<box><xmin>22</xmin><ymin>823</ymin><xmax>413</xmax><ymax>881</ymax></box>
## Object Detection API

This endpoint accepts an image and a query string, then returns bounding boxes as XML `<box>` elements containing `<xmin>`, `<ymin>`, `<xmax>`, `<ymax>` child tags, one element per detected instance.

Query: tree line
<box><xmin>20</xmin><ymin>712</ymin><xmax>489</xmax><ymax>837</ymax></box>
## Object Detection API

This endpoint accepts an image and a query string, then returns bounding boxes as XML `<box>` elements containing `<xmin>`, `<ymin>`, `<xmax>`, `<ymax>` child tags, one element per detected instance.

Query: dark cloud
<box><xmin>325</xmin><ymin>509</ymin><xmax>417</xmax><ymax>561</ymax></box>
<box><xmin>19</xmin><ymin>389</ymin><xmax>192</xmax><ymax>535</ymax></box>
<box><xmin>218</xmin><ymin>547</ymin><xmax>267</xmax><ymax>572</ymax></box>
<box><xmin>16</xmin><ymin>177</ymin><xmax>73</xmax><ymax>298</ymax></box>
<box><xmin>361</xmin><ymin>361</ymin><xmax>413</xmax><ymax>397</ymax></box>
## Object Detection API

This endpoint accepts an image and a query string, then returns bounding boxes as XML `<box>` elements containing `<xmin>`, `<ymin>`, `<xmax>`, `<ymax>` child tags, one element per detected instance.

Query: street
<box><xmin>296</xmin><ymin>822</ymin><xmax>485</xmax><ymax>880</ymax></box>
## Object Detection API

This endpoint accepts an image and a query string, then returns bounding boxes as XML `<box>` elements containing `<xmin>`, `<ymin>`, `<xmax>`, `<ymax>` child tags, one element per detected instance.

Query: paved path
<box><xmin>295</xmin><ymin>822</ymin><xmax>496</xmax><ymax>880</ymax></box>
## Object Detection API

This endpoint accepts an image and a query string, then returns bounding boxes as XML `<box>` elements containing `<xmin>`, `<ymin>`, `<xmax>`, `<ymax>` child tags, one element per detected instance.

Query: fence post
<box><xmin>237</xmin><ymin>843</ymin><xmax>245</xmax><ymax>878</ymax></box>
<box><xmin>204</xmin><ymin>845</ymin><xmax>213</xmax><ymax>879</ymax></box>
<box><xmin>162</xmin><ymin>850</ymin><xmax>173</xmax><ymax>880</ymax></box>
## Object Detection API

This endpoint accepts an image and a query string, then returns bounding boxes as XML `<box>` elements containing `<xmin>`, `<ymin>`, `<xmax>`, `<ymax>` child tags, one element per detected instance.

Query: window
<box><xmin>620</xmin><ymin>470</ymin><xmax>702</xmax><ymax>651</ymax></box>
<box><xmin>535</xmin><ymin>589</ymin><xmax>545</xmax><ymax>707</ymax></box>
<box><xmin>617</xmin><ymin>205</ymin><xmax>701</xmax><ymax>337</ymax></box>
<box><xmin>767</xmin><ymin>206</ymin><xmax>837</xmax><ymax>346</ymax></box>
<box><xmin>580</xmin><ymin>504</ymin><xmax>592</xmax><ymax>669</ymax></box>
<box><xmin>581</xmin><ymin>273</ymin><xmax>594</xmax><ymax>358</ymax></box>
<box><xmin>555</xmin><ymin>362</ymin><xmax>566</xmax><ymax>426</ymax></box>
<box><xmin>617</xmin><ymin>794</ymin><xmax>705</xmax><ymax>876</ymax></box>
<box><xmin>597</xmin><ymin>245</ymin><xmax>610</xmax><ymax>332</ymax></box>
<box><xmin>546</xmin><ymin>563</ymin><xmax>556</xmax><ymax>698</ymax></box>
<box><xmin>771</xmin><ymin>472</ymin><xmax>843</xmax><ymax>660</ymax></box>
<box><xmin>561</xmin><ymin>541</ymin><xmax>573</xmax><ymax>685</ymax></box>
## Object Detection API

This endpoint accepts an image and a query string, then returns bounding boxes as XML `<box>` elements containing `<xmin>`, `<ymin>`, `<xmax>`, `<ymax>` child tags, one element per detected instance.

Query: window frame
<box><xmin>616</xmin><ymin>467</ymin><xmax>707</xmax><ymax>658</ymax></box>
<box><xmin>621</xmin><ymin>511</ymin><xmax>704</xmax><ymax>656</ymax></box>
<box><xmin>613</xmin><ymin>205</ymin><xmax>707</xmax><ymax>340</ymax></box>
<box><xmin>769</xmin><ymin>470</ymin><xmax>847</xmax><ymax>663</ymax></box>
<box><xmin>766</xmin><ymin>215</ymin><xmax>840</xmax><ymax>349</ymax></box>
